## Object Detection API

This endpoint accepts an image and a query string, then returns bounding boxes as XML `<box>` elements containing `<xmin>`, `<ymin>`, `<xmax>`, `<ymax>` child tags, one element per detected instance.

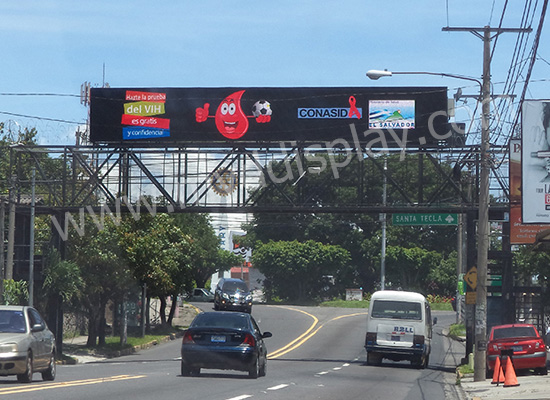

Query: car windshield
<box><xmin>0</xmin><ymin>310</ymin><xmax>26</xmax><ymax>333</ymax></box>
<box><xmin>192</xmin><ymin>313</ymin><xmax>249</xmax><ymax>330</ymax></box>
<box><xmin>493</xmin><ymin>326</ymin><xmax>537</xmax><ymax>339</ymax></box>
<box><xmin>371</xmin><ymin>300</ymin><xmax>422</xmax><ymax>320</ymax></box>
<box><xmin>223</xmin><ymin>281</ymin><xmax>248</xmax><ymax>292</ymax></box>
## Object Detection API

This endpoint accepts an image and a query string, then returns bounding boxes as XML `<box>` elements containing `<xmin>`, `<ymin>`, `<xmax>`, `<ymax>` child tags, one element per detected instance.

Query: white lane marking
<box><xmin>342</xmin><ymin>363</ymin><xmax>350</xmax><ymax>367</ymax></box>
<box><xmin>317</xmin><ymin>371</ymin><xmax>329</xmax><ymax>375</ymax></box>
<box><xmin>226</xmin><ymin>395</ymin><xmax>253</xmax><ymax>400</ymax></box>
<box><xmin>267</xmin><ymin>384</ymin><xmax>289</xmax><ymax>391</ymax></box>
<box><xmin>333</xmin><ymin>367</ymin><xmax>342</xmax><ymax>370</ymax></box>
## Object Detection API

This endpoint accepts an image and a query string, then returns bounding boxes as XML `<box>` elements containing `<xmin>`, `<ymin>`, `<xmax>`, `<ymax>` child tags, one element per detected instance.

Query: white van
<box><xmin>364</xmin><ymin>290</ymin><xmax>436</xmax><ymax>368</ymax></box>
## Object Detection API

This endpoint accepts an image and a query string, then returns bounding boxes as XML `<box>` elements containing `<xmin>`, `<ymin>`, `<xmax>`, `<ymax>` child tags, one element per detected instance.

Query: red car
<box><xmin>486</xmin><ymin>323</ymin><xmax>548</xmax><ymax>377</ymax></box>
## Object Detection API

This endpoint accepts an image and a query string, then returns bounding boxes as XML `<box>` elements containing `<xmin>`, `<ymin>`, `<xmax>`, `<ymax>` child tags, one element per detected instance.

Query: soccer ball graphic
<box><xmin>251</xmin><ymin>100</ymin><xmax>272</xmax><ymax>117</ymax></box>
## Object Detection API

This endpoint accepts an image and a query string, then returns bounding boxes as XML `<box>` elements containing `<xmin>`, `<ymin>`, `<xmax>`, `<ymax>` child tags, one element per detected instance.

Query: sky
<box><xmin>0</xmin><ymin>0</ymin><xmax>549</xmax><ymax>146</ymax></box>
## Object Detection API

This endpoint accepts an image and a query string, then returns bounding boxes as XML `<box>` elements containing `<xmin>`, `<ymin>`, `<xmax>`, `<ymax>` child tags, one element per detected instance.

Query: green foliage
<box><xmin>42</xmin><ymin>249</ymin><xmax>83</xmax><ymax>303</ymax></box>
<box><xmin>2</xmin><ymin>279</ymin><xmax>28</xmax><ymax>305</ymax></box>
<box><xmin>171</xmin><ymin>213</ymin><xmax>241</xmax><ymax>288</ymax></box>
<box><xmin>449</xmin><ymin>323</ymin><xmax>466</xmax><ymax>337</ymax></box>
<box><xmin>244</xmin><ymin>153</ymin><xmax>462</xmax><ymax>296</ymax></box>
<box><xmin>252</xmin><ymin>240</ymin><xmax>351</xmax><ymax>302</ymax></box>
<box><xmin>120</xmin><ymin>213</ymin><xmax>193</xmax><ymax>297</ymax></box>
<box><xmin>427</xmin><ymin>252</ymin><xmax>458</xmax><ymax>296</ymax></box>
<box><xmin>320</xmin><ymin>299</ymin><xmax>369</xmax><ymax>308</ymax></box>
<box><xmin>385</xmin><ymin>246</ymin><xmax>442</xmax><ymax>293</ymax></box>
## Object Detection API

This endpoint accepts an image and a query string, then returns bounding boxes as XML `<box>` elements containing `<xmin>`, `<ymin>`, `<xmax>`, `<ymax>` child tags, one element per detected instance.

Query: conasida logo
<box><xmin>297</xmin><ymin>96</ymin><xmax>362</xmax><ymax>119</ymax></box>
<box><xmin>195</xmin><ymin>90</ymin><xmax>272</xmax><ymax>139</ymax></box>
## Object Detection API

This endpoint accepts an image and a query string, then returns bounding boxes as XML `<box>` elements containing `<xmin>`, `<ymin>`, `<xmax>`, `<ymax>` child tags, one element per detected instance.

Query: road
<box><xmin>0</xmin><ymin>305</ymin><xmax>464</xmax><ymax>400</ymax></box>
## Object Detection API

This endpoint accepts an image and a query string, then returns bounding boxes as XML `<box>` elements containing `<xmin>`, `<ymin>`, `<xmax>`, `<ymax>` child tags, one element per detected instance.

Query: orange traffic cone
<box><xmin>503</xmin><ymin>356</ymin><xmax>520</xmax><ymax>387</ymax></box>
<box><xmin>491</xmin><ymin>356</ymin><xmax>505</xmax><ymax>384</ymax></box>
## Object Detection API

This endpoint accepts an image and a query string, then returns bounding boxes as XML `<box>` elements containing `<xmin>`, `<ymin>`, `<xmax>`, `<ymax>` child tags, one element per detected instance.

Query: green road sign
<box><xmin>392</xmin><ymin>213</ymin><xmax>458</xmax><ymax>226</ymax></box>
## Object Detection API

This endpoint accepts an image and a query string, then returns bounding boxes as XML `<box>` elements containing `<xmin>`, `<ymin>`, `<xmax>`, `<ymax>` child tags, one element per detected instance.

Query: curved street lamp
<box><xmin>366</xmin><ymin>69</ymin><xmax>482</xmax><ymax>89</ymax></box>
<box><xmin>367</xmin><ymin>68</ymin><xmax>491</xmax><ymax>382</ymax></box>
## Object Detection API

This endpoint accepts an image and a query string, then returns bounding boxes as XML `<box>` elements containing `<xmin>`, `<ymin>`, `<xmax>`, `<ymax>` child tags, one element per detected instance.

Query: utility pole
<box><xmin>380</xmin><ymin>157</ymin><xmax>387</xmax><ymax>290</ymax></box>
<box><xmin>28</xmin><ymin>168</ymin><xmax>36</xmax><ymax>307</ymax></box>
<box><xmin>442</xmin><ymin>25</ymin><xmax>532</xmax><ymax>382</ymax></box>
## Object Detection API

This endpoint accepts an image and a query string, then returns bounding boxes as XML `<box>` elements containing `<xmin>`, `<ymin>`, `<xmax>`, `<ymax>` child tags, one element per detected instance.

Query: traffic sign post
<box><xmin>465</xmin><ymin>266</ymin><xmax>477</xmax><ymax>305</ymax></box>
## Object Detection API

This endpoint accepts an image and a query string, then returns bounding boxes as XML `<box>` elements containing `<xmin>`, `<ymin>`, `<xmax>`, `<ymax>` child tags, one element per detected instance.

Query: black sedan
<box><xmin>180</xmin><ymin>311</ymin><xmax>272</xmax><ymax>378</ymax></box>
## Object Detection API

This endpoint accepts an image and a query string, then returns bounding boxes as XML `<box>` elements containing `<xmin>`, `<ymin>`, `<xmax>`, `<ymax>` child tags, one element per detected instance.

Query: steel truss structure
<box><xmin>7</xmin><ymin>143</ymin><xmax>509</xmax><ymax>215</ymax></box>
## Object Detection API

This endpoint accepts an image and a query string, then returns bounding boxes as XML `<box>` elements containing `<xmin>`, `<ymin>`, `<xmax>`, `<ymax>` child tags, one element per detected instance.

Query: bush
<box><xmin>2</xmin><ymin>280</ymin><xmax>28</xmax><ymax>305</ymax></box>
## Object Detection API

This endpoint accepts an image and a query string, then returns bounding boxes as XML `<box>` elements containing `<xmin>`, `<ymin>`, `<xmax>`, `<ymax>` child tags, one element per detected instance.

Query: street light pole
<box><xmin>380</xmin><ymin>157</ymin><xmax>387</xmax><ymax>290</ymax></box>
<box><xmin>367</xmin><ymin>68</ymin><xmax>487</xmax><ymax>378</ymax></box>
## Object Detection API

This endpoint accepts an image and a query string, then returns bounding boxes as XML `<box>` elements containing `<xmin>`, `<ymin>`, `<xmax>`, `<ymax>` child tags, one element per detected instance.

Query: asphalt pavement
<box><xmin>60</xmin><ymin>303</ymin><xmax>550</xmax><ymax>400</ymax></box>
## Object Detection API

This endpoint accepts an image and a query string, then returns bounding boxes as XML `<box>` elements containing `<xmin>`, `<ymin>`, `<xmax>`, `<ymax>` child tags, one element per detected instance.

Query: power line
<box><xmin>0</xmin><ymin>111</ymin><xmax>83</xmax><ymax>125</ymax></box>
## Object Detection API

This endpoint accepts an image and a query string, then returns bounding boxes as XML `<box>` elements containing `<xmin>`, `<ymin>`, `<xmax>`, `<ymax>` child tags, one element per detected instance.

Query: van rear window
<box><xmin>371</xmin><ymin>300</ymin><xmax>422</xmax><ymax>320</ymax></box>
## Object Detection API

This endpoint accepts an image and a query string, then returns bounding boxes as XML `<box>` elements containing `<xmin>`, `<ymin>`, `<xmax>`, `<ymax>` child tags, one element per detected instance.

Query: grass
<box><xmin>102</xmin><ymin>334</ymin><xmax>171</xmax><ymax>350</ymax></box>
<box><xmin>320</xmin><ymin>299</ymin><xmax>454</xmax><ymax>311</ymax></box>
<box><xmin>429</xmin><ymin>302</ymin><xmax>453</xmax><ymax>311</ymax></box>
<box><xmin>320</xmin><ymin>299</ymin><xmax>370</xmax><ymax>308</ymax></box>
<box><xmin>449</xmin><ymin>323</ymin><xmax>466</xmax><ymax>337</ymax></box>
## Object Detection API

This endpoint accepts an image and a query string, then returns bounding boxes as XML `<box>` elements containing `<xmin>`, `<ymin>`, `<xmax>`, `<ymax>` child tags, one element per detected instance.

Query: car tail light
<box><xmin>535</xmin><ymin>340</ymin><xmax>544</xmax><ymax>349</ymax></box>
<box><xmin>182</xmin><ymin>331</ymin><xmax>195</xmax><ymax>344</ymax></box>
<box><xmin>413</xmin><ymin>335</ymin><xmax>425</xmax><ymax>347</ymax></box>
<box><xmin>365</xmin><ymin>332</ymin><xmax>376</xmax><ymax>345</ymax></box>
<box><xmin>242</xmin><ymin>333</ymin><xmax>256</xmax><ymax>347</ymax></box>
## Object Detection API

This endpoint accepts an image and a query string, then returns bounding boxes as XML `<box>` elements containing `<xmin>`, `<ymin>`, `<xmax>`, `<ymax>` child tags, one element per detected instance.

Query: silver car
<box><xmin>0</xmin><ymin>306</ymin><xmax>56</xmax><ymax>382</ymax></box>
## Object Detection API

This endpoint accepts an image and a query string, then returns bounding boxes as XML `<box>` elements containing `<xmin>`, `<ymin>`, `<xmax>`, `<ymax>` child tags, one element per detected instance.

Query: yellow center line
<box><xmin>267</xmin><ymin>306</ymin><xmax>319</xmax><ymax>359</ymax></box>
<box><xmin>0</xmin><ymin>374</ymin><xmax>146</xmax><ymax>395</ymax></box>
<box><xmin>267</xmin><ymin>307</ymin><xmax>367</xmax><ymax>359</ymax></box>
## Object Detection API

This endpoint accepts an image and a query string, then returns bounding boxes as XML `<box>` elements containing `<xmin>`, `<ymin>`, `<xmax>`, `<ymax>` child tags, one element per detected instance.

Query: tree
<box><xmin>244</xmin><ymin>153</ymin><xmax>462</xmax><ymax>294</ymax></box>
<box><xmin>251</xmin><ymin>240</ymin><xmax>351</xmax><ymax>303</ymax></box>
<box><xmin>171</xmin><ymin>213</ymin><xmax>241</xmax><ymax>288</ymax></box>
<box><xmin>385</xmin><ymin>246</ymin><xmax>443</xmax><ymax>294</ymax></box>
<box><xmin>119</xmin><ymin>213</ymin><xmax>194</xmax><ymax>327</ymax></box>
<box><xmin>68</xmin><ymin>216</ymin><xmax>134</xmax><ymax>346</ymax></box>
<box><xmin>427</xmin><ymin>251</ymin><xmax>458</xmax><ymax>296</ymax></box>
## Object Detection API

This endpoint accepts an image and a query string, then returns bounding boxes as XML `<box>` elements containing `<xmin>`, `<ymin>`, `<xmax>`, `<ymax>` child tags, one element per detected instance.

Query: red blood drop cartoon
<box><xmin>214</xmin><ymin>90</ymin><xmax>249</xmax><ymax>139</ymax></box>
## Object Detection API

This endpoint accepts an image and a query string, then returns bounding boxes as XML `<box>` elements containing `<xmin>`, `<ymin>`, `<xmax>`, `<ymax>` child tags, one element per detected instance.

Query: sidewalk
<box><xmin>459</xmin><ymin>372</ymin><xmax>550</xmax><ymax>400</ymax></box>
<box><xmin>451</xmin><ymin>333</ymin><xmax>550</xmax><ymax>400</ymax></box>
<box><xmin>60</xmin><ymin>302</ymin><xmax>200</xmax><ymax>364</ymax></box>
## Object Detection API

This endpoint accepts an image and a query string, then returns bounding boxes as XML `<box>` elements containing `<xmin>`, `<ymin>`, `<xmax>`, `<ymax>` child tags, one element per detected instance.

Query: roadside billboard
<box><xmin>510</xmin><ymin>139</ymin><xmax>548</xmax><ymax>243</ymax></box>
<box><xmin>521</xmin><ymin>100</ymin><xmax>550</xmax><ymax>223</ymax></box>
<box><xmin>89</xmin><ymin>87</ymin><xmax>451</xmax><ymax>147</ymax></box>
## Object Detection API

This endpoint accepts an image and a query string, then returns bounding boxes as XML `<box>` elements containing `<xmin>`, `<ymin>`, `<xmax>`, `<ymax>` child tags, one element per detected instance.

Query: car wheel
<box><xmin>181</xmin><ymin>361</ymin><xmax>191</xmax><ymax>376</ymax></box>
<box><xmin>259</xmin><ymin>357</ymin><xmax>267</xmax><ymax>377</ymax></box>
<box><xmin>366</xmin><ymin>352</ymin><xmax>382</xmax><ymax>366</ymax></box>
<box><xmin>535</xmin><ymin>366</ymin><xmax>548</xmax><ymax>375</ymax></box>
<box><xmin>214</xmin><ymin>302</ymin><xmax>219</xmax><ymax>311</ymax></box>
<box><xmin>17</xmin><ymin>351</ymin><xmax>33</xmax><ymax>383</ymax></box>
<box><xmin>423</xmin><ymin>355</ymin><xmax>429</xmax><ymax>369</ymax></box>
<box><xmin>249</xmin><ymin>357</ymin><xmax>259</xmax><ymax>379</ymax></box>
<box><xmin>411</xmin><ymin>356</ymin><xmax>424</xmax><ymax>369</ymax></box>
<box><xmin>41</xmin><ymin>352</ymin><xmax>56</xmax><ymax>381</ymax></box>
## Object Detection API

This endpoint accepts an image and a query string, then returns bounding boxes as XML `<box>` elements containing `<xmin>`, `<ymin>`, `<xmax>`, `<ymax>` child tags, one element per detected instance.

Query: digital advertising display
<box><xmin>521</xmin><ymin>100</ymin><xmax>550</xmax><ymax>223</ymax></box>
<box><xmin>510</xmin><ymin>139</ymin><xmax>548</xmax><ymax>242</ymax></box>
<box><xmin>89</xmin><ymin>87</ymin><xmax>450</xmax><ymax>147</ymax></box>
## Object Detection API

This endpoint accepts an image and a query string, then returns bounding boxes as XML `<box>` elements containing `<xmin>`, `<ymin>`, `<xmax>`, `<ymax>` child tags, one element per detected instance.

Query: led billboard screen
<box><xmin>90</xmin><ymin>87</ymin><xmax>450</xmax><ymax>147</ymax></box>
<box><xmin>521</xmin><ymin>100</ymin><xmax>550</xmax><ymax>223</ymax></box>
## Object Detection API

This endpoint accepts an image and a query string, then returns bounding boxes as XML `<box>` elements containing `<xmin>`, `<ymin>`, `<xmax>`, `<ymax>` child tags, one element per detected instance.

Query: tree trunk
<box><xmin>97</xmin><ymin>300</ymin><xmax>107</xmax><ymax>346</ymax></box>
<box><xmin>167</xmin><ymin>293</ymin><xmax>178</xmax><ymax>326</ymax></box>
<box><xmin>86</xmin><ymin>309</ymin><xmax>97</xmax><ymax>347</ymax></box>
<box><xmin>159</xmin><ymin>296</ymin><xmax>167</xmax><ymax>325</ymax></box>
<box><xmin>146</xmin><ymin>295</ymin><xmax>151</xmax><ymax>332</ymax></box>
<box><xmin>120</xmin><ymin>298</ymin><xmax>127</xmax><ymax>346</ymax></box>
